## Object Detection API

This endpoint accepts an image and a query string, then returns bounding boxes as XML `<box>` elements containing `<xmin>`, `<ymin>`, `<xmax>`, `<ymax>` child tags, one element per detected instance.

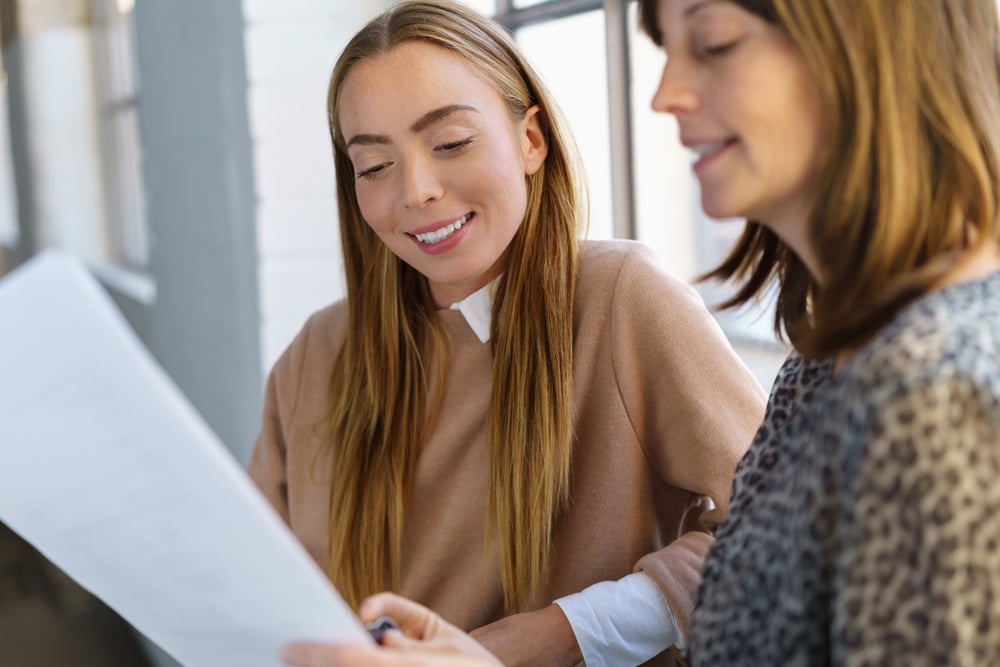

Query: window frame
<box><xmin>493</xmin><ymin>0</ymin><xmax>636</xmax><ymax>239</ymax></box>
<box><xmin>485</xmin><ymin>0</ymin><xmax>785</xmax><ymax>353</ymax></box>
<box><xmin>89</xmin><ymin>0</ymin><xmax>150</xmax><ymax>272</ymax></box>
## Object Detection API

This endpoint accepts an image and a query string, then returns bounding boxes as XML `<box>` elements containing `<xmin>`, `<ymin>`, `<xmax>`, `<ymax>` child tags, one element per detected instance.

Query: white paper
<box><xmin>0</xmin><ymin>252</ymin><xmax>370</xmax><ymax>666</ymax></box>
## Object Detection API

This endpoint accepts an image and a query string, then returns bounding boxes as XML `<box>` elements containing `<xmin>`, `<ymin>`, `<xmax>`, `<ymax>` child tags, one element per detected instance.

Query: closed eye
<box><xmin>435</xmin><ymin>137</ymin><xmax>474</xmax><ymax>154</ymax></box>
<box><xmin>356</xmin><ymin>162</ymin><xmax>392</xmax><ymax>181</ymax></box>
<box><xmin>702</xmin><ymin>40</ymin><xmax>738</xmax><ymax>57</ymax></box>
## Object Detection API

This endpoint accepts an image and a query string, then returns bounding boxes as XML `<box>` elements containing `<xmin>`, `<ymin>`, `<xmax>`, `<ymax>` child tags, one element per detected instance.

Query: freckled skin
<box><xmin>338</xmin><ymin>41</ymin><xmax>547</xmax><ymax>307</ymax></box>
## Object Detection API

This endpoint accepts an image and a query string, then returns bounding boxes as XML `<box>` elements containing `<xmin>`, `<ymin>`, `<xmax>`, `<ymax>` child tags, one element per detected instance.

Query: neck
<box><xmin>764</xmin><ymin>218</ymin><xmax>826</xmax><ymax>286</ymax></box>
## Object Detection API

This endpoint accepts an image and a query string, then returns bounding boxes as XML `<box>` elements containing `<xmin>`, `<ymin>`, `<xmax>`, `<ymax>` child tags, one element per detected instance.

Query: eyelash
<box><xmin>356</xmin><ymin>163</ymin><xmax>389</xmax><ymax>181</ymax></box>
<box><xmin>436</xmin><ymin>137</ymin><xmax>474</xmax><ymax>153</ymax></box>
<box><xmin>354</xmin><ymin>138</ymin><xmax>475</xmax><ymax>181</ymax></box>
<box><xmin>701</xmin><ymin>40</ymin><xmax>738</xmax><ymax>58</ymax></box>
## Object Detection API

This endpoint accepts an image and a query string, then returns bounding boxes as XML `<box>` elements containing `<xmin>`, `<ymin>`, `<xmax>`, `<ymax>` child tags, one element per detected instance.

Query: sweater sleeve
<box><xmin>246</xmin><ymin>319</ymin><xmax>313</xmax><ymax>526</ymax></box>
<box><xmin>832</xmin><ymin>374</ymin><xmax>1000</xmax><ymax>667</ymax></box>
<box><xmin>611</xmin><ymin>244</ymin><xmax>767</xmax><ymax>637</ymax></box>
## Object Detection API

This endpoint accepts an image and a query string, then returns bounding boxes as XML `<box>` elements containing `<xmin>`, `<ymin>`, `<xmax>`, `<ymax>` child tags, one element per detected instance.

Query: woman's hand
<box><xmin>280</xmin><ymin>592</ymin><xmax>503</xmax><ymax>667</ymax></box>
<box><xmin>470</xmin><ymin>604</ymin><xmax>582</xmax><ymax>667</ymax></box>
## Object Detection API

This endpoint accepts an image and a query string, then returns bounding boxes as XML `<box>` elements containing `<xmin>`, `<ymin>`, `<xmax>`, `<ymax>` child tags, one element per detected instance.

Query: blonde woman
<box><xmin>250</xmin><ymin>1</ymin><xmax>765</xmax><ymax>666</ymax></box>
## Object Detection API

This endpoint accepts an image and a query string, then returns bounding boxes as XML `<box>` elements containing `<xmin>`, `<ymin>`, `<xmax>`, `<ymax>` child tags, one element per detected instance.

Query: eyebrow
<box><xmin>345</xmin><ymin>104</ymin><xmax>479</xmax><ymax>149</ymax></box>
<box><xmin>661</xmin><ymin>0</ymin><xmax>720</xmax><ymax>49</ymax></box>
<box><xmin>684</xmin><ymin>0</ymin><xmax>719</xmax><ymax>18</ymax></box>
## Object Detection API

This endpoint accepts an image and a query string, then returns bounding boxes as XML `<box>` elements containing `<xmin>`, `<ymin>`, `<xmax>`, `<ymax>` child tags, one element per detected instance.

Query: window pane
<box><xmin>513</xmin><ymin>0</ymin><xmax>547</xmax><ymax>7</ymax></box>
<box><xmin>629</xmin><ymin>5</ymin><xmax>697</xmax><ymax>278</ymax></box>
<box><xmin>92</xmin><ymin>0</ymin><xmax>149</xmax><ymax>268</ymax></box>
<box><xmin>452</xmin><ymin>0</ymin><xmax>497</xmax><ymax>17</ymax></box>
<box><xmin>628</xmin><ymin>4</ymin><xmax>786</xmax><ymax>384</ymax></box>
<box><xmin>517</xmin><ymin>10</ymin><xmax>614</xmax><ymax>239</ymax></box>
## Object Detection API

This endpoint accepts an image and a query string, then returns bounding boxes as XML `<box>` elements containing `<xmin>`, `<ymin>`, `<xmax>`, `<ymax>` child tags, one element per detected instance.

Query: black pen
<box><xmin>366</xmin><ymin>616</ymin><xmax>400</xmax><ymax>645</ymax></box>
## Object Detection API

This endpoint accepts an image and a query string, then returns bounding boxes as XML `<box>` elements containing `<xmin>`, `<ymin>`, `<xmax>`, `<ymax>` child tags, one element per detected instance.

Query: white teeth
<box><xmin>415</xmin><ymin>213</ymin><xmax>471</xmax><ymax>244</ymax></box>
<box><xmin>691</xmin><ymin>141</ymin><xmax>728</xmax><ymax>157</ymax></box>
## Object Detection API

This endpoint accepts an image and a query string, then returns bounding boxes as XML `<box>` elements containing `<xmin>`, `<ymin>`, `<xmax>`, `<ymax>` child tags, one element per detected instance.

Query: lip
<box><xmin>410</xmin><ymin>212</ymin><xmax>471</xmax><ymax>235</ymax></box>
<box><xmin>682</xmin><ymin>137</ymin><xmax>738</xmax><ymax>172</ymax></box>
<box><xmin>407</xmin><ymin>212</ymin><xmax>474</xmax><ymax>255</ymax></box>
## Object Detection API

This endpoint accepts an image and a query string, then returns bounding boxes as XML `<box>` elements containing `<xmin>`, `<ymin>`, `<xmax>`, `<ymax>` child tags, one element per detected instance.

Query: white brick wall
<box><xmin>243</xmin><ymin>0</ymin><xmax>384</xmax><ymax>376</ymax></box>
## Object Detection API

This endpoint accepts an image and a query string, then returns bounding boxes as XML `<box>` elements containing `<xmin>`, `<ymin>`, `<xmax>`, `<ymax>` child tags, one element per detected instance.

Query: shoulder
<box><xmin>298</xmin><ymin>299</ymin><xmax>350</xmax><ymax>354</ymax></box>
<box><xmin>578</xmin><ymin>238</ymin><xmax>682</xmax><ymax>284</ymax></box>
<box><xmin>842</xmin><ymin>273</ymin><xmax>1000</xmax><ymax>407</ymax></box>
<box><xmin>761</xmin><ymin>353</ymin><xmax>830</xmax><ymax>427</ymax></box>
<box><xmin>269</xmin><ymin>298</ymin><xmax>349</xmax><ymax>383</ymax></box>
<box><xmin>576</xmin><ymin>239</ymin><xmax>703</xmax><ymax>315</ymax></box>
<box><xmin>828</xmin><ymin>281</ymin><xmax>1000</xmax><ymax>632</ymax></box>
<box><xmin>822</xmin><ymin>276</ymin><xmax>1000</xmax><ymax>491</ymax></box>
<box><xmin>577</xmin><ymin>238</ymin><xmax>653</xmax><ymax>271</ymax></box>
<box><xmin>258</xmin><ymin>298</ymin><xmax>348</xmax><ymax>432</ymax></box>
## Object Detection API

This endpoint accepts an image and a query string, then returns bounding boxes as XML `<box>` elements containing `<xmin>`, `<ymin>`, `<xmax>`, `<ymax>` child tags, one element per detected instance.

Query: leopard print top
<box><xmin>688</xmin><ymin>269</ymin><xmax>1000</xmax><ymax>667</ymax></box>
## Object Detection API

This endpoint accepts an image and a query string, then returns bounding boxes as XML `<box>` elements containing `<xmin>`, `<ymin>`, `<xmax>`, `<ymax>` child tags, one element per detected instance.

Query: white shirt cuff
<box><xmin>554</xmin><ymin>571</ymin><xmax>683</xmax><ymax>667</ymax></box>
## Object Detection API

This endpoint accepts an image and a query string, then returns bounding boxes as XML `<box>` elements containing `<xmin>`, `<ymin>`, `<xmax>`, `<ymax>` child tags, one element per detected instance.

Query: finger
<box><xmin>359</xmin><ymin>593</ymin><xmax>442</xmax><ymax>639</ymax></box>
<box><xmin>279</xmin><ymin>641</ymin><xmax>485</xmax><ymax>667</ymax></box>
<box><xmin>280</xmin><ymin>641</ymin><xmax>417</xmax><ymax>667</ymax></box>
<box><xmin>379</xmin><ymin>629</ymin><xmax>419</xmax><ymax>651</ymax></box>
<box><xmin>279</xmin><ymin>641</ymin><xmax>360</xmax><ymax>666</ymax></box>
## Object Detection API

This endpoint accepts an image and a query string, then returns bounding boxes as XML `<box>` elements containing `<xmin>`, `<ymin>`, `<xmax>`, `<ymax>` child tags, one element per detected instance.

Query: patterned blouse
<box><xmin>689</xmin><ymin>269</ymin><xmax>1000</xmax><ymax>667</ymax></box>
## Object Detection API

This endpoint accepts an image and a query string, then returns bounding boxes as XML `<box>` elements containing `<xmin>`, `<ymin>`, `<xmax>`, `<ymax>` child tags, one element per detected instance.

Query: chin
<box><xmin>699</xmin><ymin>198</ymin><xmax>741</xmax><ymax>222</ymax></box>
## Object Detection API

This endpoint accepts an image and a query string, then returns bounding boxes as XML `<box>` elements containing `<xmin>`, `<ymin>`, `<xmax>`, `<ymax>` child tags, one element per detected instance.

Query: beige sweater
<box><xmin>248</xmin><ymin>240</ymin><xmax>765</xmax><ymax>646</ymax></box>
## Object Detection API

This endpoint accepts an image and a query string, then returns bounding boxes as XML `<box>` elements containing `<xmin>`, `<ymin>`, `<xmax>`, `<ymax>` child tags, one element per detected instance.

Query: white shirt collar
<box><xmin>448</xmin><ymin>279</ymin><xmax>496</xmax><ymax>343</ymax></box>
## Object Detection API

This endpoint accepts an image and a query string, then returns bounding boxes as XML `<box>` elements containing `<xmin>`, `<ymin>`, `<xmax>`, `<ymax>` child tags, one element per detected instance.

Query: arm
<box><xmin>832</xmin><ymin>376</ymin><xmax>1000</xmax><ymax>666</ymax></box>
<box><xmin>247</xmin><ymin>303</ymin><xmax>345</xmax><ymax>524</ymax></box>
<box><xmin>474</xmin><ymin>245</ymin><xmax>766</xmax><ymax>666</ymax></box>
<box><xmin>552</xmin><ymin>571</ymin><xmax>684</xmax><ymax>666</ymax></box>
<box><xmin>550</xmin><ymin>498</ymin><xmax>714</xmax><ymax>665</ymax></box>
<box><xmin>611</xmin><ymin>244</ymin><xmax>766</xmax><ymax>638</ymax></box>
<box><xmin>246</xmin><ymin>325</ymin><xmax>308</xmax><ymax>524</ymax></box>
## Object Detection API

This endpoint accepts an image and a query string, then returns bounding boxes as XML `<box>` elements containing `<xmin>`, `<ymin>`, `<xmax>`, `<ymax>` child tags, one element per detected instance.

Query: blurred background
<box><xmin>0</xmin><ymin>1</ymin><xmax>786</xmax><ymax>665</ymax></box>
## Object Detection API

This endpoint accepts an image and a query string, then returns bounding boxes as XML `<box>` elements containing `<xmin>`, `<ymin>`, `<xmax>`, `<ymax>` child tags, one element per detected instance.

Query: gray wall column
<box><xmin>123</xmin><ymin>3</ymin><xmax>262</xmax><ymax>661</ymax></box>
<box><xmin>125</xmin><ymin>0</ymin><xmax>261</xmax><ymax>465</ymax></box>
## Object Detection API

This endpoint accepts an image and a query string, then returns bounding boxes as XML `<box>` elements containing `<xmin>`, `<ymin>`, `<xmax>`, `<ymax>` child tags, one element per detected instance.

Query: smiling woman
<box><xmin>337</xmin><ymin>41</ymin><xmax>547</xmax><ymax>307</ymax></box>
<box><xmin>248</xmin><ymin>2</ymin><xmax>766</xmax><ymax>667</ymax></box>
<box><xmin>638</xmin><ymin>0</ymin><xmax>1000</xmax><ymax>665</ymax></box>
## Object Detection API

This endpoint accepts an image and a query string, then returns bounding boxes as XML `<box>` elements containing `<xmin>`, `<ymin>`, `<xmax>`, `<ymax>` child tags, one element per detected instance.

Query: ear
<box><xmin>520</xmin><ymin>104</ymin><xmax>548</xmax><ymax>176</ymax></box>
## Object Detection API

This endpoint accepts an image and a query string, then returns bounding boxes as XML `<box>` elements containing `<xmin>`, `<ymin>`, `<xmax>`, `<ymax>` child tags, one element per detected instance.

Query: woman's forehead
<box><xmin>338</xmin><ymin>42</ymin><xmax>504</xmax><ymax>134</ymax></box>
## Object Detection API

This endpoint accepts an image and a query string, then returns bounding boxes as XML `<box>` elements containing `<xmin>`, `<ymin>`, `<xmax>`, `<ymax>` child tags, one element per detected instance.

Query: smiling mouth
<box><xmin>690</xmin><ymin>139</ymin><xmax>737</xmax><ymax>159</ymax></box>
<box><xmin>412</xmin><ymin>212</ymin><xmax>473</xmax><ymax>244</ymax></box>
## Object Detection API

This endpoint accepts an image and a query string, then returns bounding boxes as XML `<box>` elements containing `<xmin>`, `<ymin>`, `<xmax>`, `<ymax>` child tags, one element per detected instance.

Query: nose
<box><xmin>650</xmin><ymin>56</ymin><xmax>700</xmax><ymax>115</ymax></box>
<box><xmin>402</xmin><ymin>154</ymin><xmax>444</xmax><ymax>209</ymax></box>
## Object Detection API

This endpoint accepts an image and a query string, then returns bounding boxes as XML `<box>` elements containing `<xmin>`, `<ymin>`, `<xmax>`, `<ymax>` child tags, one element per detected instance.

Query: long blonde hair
<box><xmin>324</xmin><ymin>0</ymin><xmax>587</xmax><ymax>611</ymax></box>
<box><xmin>640</xmin><ymin>0</ymin><xmax>1000</xmax><ymax>357</ymax></box>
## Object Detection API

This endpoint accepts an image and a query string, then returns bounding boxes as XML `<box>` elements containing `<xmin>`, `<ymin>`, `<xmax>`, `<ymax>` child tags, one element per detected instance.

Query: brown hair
<box><xmin>639</xmin><ymin>0</ymin><xmax>1000</xmax><ymax>357</ymax></box>
<box><xmin>324</xmin><ymin>0</ymin><xmax>587</xmax><ymax>611</ymax></box>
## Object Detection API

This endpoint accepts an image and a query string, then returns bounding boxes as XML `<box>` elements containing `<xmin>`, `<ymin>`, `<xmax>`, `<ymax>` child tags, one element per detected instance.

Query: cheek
<box><xmin>355</xmin><ymin>186</ymin><xmax>394</xmax><ymax>235</ymax></box>
<box><xmin>778</xmin><ymin>91</ymin><xmax>825</xmax><ymax>179</ymax></box>
<box><xmin>484</xmin><ymin>171</ymin><xmax>529</xmax><ymax>229</ymax></box>
<box><xmin>475</xmin><ymin>145</ymin><xmax>530</xmax><ymax>211</ymax></box>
